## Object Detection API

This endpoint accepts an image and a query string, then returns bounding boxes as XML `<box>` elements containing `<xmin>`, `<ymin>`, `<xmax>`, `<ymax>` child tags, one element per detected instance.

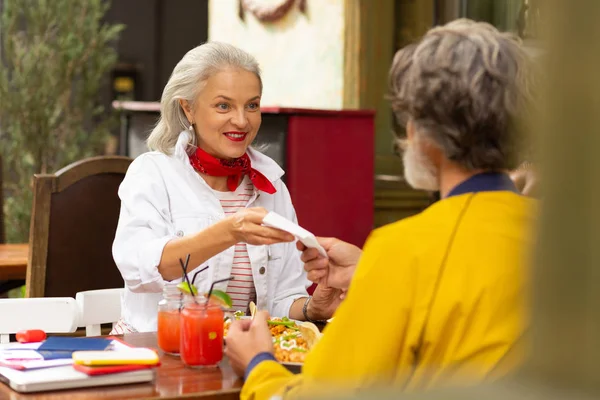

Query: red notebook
<box><xmin>72</xmin><ymin>337</ymin><xmax>160</xmax><ymax>375</ymax></box>
<box><xmin>73</xmin><ymin>363</ymin><xmax>157</xmax><ymax>376</ymax></box>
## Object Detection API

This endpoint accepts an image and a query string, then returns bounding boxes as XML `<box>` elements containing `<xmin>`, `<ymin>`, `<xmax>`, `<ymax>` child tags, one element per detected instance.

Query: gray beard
<box><xmin>402</xmin><ymin>143</ymin><xmax>440</xmax><ymax>192</ymax></box>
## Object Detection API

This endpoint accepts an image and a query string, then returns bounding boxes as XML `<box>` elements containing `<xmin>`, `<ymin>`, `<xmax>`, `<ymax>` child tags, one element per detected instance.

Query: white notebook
<box><xmin>0</xmin><ymin>364</ymin><xmax>155</xmax><ymax>393</ymax></box>
<box><xmin>262</xmin><ymin>212</ymin><xmax>327</xmax><ymax>258</ymax></box>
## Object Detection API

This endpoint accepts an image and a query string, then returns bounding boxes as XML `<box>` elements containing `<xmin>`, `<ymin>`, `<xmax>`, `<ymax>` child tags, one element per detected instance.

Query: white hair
<box><xmin>147</xmin><ymin>42</ymin><xmax>262</xmax><ymax>154</ymax></box>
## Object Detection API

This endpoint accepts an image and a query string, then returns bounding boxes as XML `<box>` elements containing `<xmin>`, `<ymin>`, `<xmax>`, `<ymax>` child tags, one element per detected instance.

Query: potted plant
<box><xmin>0</xmin><ymin>0</ymin><xmax>124</xmax><ymax>243</ymax></box>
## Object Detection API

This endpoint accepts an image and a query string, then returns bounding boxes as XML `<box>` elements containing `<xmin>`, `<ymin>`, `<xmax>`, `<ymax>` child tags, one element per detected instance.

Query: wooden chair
<box><xmin>26</xmin><ymin>156</ymin><xmax>132</xmax><ymax>298</ymax></box>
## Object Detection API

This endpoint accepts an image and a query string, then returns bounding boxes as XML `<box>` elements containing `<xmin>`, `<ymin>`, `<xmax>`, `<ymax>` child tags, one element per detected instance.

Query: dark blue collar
<box><xmin>446</xmin><ymin>172</ymin><xmax>519</xmax><ymax>198</ymax></box>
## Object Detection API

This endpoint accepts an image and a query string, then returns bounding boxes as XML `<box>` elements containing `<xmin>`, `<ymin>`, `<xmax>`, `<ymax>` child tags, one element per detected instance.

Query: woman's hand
<box><xmin>158</xmin><ymin>207</ymin><xmax>292</xmax><ymax>281</ymax></box>
<box><xmin>227</xmin><ymin>207</ymin><xmax>294</xmax><ymax>245</ymax></box>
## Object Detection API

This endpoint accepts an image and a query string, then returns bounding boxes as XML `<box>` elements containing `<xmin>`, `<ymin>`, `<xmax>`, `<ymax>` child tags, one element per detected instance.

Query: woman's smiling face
<box><xmin>181</xmin><ymin>67</ymin><xmax>262</xmax><ymax>160</ymax></box>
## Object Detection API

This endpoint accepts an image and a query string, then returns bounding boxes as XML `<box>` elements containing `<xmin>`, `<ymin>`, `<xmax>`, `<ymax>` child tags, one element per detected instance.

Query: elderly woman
<box><xmin>226</xmin><ymin>20</ymin><xmax>536</xmax><ymax>399</ymax></box>
<box><xmin>112</xmin><ymin>42</ymin><xmax>334</xmax><ymax>333</ymax></box>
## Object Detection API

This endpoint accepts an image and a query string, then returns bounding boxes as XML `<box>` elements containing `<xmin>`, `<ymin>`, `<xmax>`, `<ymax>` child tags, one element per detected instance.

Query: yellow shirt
<box><xmin>242</xmin><ymin>190</ymin><xmax>535</xmax><ymax>400</ymax></box>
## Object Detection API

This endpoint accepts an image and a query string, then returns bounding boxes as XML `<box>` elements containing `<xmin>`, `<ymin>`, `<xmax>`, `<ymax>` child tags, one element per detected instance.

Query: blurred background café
<box><xmin>3</xmin><ymin>0</ymin><xmax>600</xmax><ymax>399</ymax></box>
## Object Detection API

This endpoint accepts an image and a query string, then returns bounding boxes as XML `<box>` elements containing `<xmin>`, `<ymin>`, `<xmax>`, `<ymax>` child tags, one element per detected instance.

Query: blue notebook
<box><xmin>36</xmin><ymin>337</ymin><xmax>112</xmax><ymax>360</ymax></box>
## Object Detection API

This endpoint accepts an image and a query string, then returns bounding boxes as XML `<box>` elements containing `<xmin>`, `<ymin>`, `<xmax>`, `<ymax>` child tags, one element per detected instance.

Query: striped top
<box><xmin>212</xmin><ymin>177</ymin><xmax>256</xmax><ymax>313</ymax></box>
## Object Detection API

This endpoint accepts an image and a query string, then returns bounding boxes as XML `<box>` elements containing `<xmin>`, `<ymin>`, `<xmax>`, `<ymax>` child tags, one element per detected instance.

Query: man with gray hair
<box><xmin>225</xmin><ymin>19</ymin><xmax>537</xmax><ymax>399</ymax></box>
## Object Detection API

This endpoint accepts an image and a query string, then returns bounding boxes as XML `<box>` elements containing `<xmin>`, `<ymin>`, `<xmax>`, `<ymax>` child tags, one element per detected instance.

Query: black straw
<box><xmin>184</xmin><ymin>254</ymin><xmax>190</xmax><ymax>272</ymax></box>
<box><xmin>205</xmin><ymin>276</ymin><xmax>235</xmax><ymax>307</ymax></box>
<box><xmin>178</xmin><ymin>254</ymin><xmax>198</xmax><ymax>304</ymax></box>
<box><xmin>191</xmin><ymin>266</ymin><xmax>210</xmax><ymax>286</ymax></box>
<box><xmin>179</xmin><ymin>254</ymin><xmax>190</xmax><ymax>282</ymax></box>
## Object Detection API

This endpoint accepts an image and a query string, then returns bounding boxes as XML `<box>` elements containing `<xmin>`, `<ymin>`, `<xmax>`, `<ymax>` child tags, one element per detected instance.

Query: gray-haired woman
<box><xmin>111</xmin><ymin>42</ymin><xmax>334</xmax><ymax>333</ymax></box>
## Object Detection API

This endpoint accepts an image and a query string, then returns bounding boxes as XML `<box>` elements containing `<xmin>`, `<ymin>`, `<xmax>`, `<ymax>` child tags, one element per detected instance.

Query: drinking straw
<box><xmin>205</xmin><ymin>276</ymin><xmax>235</xmax><ymax>307</ymax></box>
<box><xmin>192</xmin><ymin>266</ymin><xmax>210</xmax><ymax>286</ymax></box>
<box><xmin>178</xmin><ymin>254</ymin><xmax>198</xmax><ymax>304</ymax></box>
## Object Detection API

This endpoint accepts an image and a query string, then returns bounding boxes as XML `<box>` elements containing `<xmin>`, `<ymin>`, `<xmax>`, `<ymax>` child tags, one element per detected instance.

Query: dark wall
<box><xmin>106</xmin><ymin>0</ymin><xmax>209</xmax><ymax>101</ymax></box>
<box><xmin>159</xmin><ymin>1</ymin><xmax>209</xmax><ymax>94</ymax></box>
<box><xmin>105</xmin><ymin>0</ymin><xmax>159</xmax><ymax>101</ymax></box>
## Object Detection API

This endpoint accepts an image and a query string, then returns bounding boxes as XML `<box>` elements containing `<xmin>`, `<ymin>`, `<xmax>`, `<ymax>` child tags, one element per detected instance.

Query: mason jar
<box><xmin>180</xmin><ymin>296</ymin><xmax>224</xmax><ymax>368</ymax></box>
<box><xmin>157</xmin><ymin>283</ymin><xmax>183</xmax><ymax>355</ymax></box>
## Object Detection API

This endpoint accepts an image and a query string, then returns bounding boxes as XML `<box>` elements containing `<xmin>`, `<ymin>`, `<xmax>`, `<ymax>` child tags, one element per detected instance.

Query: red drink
<box><xmin>157</xmin><ymin>309</ymin><xmax>180</xmax><ymax>355</ymax></box>
<box><xmin>180</xmin><ymin>302</ymin><xmax>224</xmax><ymax>367</ymax></box>
<box><xmin>157</xmin><ymin>283</ymin><xmax>183</xmax><ymax>355</ymax></box>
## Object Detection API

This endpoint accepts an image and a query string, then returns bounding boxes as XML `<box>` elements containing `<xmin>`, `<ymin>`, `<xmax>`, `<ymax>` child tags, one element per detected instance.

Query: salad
<box><xmin>224</xmin><ymin>315</ymin><xmax>321</xmax><ymax>363</ymax></box>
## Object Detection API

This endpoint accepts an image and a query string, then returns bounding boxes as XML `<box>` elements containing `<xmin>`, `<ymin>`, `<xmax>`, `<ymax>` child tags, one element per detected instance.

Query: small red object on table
<box><xmin>15</xmin><ymin>330</ymin><xmax>46</xmax><ymax>343</ymax></box>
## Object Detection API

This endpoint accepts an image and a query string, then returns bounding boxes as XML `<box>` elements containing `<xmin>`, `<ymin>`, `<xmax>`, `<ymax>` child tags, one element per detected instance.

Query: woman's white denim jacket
<box><xmin>112</xmin><ymin>131</ymin><xmax>310</xmax><ymax>332</ymax></box>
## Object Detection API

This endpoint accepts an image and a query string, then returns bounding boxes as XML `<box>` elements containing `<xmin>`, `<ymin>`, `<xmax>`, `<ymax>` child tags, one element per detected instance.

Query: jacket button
<box><xmin>259</xmin><ymin>266</ymin><xmax>266</xmax><ymax>275</ymax></box>
<box><xmin>176</xmin><ymin>230</ymin><xmax>184</xmax><ymax>237</ymax></box>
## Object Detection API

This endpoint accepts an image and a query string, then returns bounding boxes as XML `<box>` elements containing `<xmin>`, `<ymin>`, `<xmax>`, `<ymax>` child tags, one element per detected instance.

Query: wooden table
<box><xmin>0</xmin><ymin>332</ymin><xmax>243</xmax><ymax>399</ymax></box>
<box><xmin>0</xmin><ymin>243</ymin><xmax>28</xmax><ymax>293</ymax></box>
<box><xmin>0</xmin><ymin>244</ymin><xmax>28</xmax><ymax>280</ymax></box>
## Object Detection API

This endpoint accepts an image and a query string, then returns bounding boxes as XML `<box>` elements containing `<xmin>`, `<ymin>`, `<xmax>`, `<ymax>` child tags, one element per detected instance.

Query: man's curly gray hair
<box><xmin>389</xmin><ymin>19</ymin><xmax>535</xmax><ymax>170</ymax></box>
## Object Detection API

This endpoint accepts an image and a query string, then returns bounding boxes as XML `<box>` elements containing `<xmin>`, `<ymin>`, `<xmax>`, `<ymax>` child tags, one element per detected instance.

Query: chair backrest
<box><xmin>0</xmin><ymin>297</ymin><xmax>79</xmax><ymax>344</ymax></box>
<box><xmin>0</xmin><ymin>154</ymin><xmax>5</xmax><ymax>244</ymax></box>
<box><xmin>26</xmin><ymin>156</ymin><xmax>132</xmax><ymax>298</ymax></box>
<box><xmin>75</xmin><ymin>288</ymin><xmax>123</xmax><ymax>336</ymax></box>
<box><xmin>0</xmin><ymin>289</ymin><xmax>123</xmax><ymax>343</ymax></box>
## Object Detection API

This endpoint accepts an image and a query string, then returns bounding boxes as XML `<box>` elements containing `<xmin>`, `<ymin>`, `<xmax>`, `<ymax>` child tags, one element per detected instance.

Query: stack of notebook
<box><xmin>0</xmin><ymin>337</ymin><xmax>159</xmax><ymax>393</ymax></box>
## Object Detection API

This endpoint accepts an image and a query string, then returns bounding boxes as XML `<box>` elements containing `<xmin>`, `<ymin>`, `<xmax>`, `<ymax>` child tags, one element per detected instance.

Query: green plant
<box><xmin>0</xmin><ymin>0</ymin><xmax>124</xmax><ymax>243</ymax></box>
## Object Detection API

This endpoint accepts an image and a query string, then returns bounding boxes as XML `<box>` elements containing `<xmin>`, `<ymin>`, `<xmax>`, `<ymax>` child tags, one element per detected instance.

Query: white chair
<box><xmin>75</xmin><ymin>288</ymin><xmax>123</xmax><ymax>336</ymax></box>
<box><xmin>0</xmin><ymin>298</ymin><xmax>79</xmax><ymax>344</ymax></box>
<box><xmin>0</xmin><ymin>288</ymin><xmax>123</xmax><ymax>343</ymax></box>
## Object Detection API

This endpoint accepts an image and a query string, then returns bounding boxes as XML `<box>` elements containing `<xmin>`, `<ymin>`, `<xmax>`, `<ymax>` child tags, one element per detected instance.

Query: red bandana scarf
<box><xmin>189</xmin><ymin>147</ymin><xmax>277</xmax><ymax>194</ymax></box>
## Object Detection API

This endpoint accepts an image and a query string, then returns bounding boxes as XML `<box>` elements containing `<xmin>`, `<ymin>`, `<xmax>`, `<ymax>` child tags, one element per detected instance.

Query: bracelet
<box><xmin>302</xmin><ymin>296</ymin><xmax>325</xmax><ymax>324</ymax></box>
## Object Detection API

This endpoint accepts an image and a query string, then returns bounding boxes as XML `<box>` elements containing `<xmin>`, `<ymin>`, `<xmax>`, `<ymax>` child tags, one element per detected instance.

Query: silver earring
<box><xmin>188</xmin><ymin>124</ymin><xmax>194</xmax><ymax>132</ymax></box>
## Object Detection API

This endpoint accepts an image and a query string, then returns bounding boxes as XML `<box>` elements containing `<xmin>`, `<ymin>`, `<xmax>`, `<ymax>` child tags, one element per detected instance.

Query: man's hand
<box><xmin>224</xmin><ymin>311</ymin><xmax>273</xmax><ymax>378</ymax></box>
<box><xmin>307</xmin><ymin>285</ymin><xmax>343</xmax><ymax>321</ymax></box>
<box><xmin>510</xmin><ymin>163</ymin><xmax>538</xmax><ymax>197</ymax></box>
<box><xmin>297</xmin><ymin>237</ymin><xmax>362</xmax><ymax>290</ymax></box>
